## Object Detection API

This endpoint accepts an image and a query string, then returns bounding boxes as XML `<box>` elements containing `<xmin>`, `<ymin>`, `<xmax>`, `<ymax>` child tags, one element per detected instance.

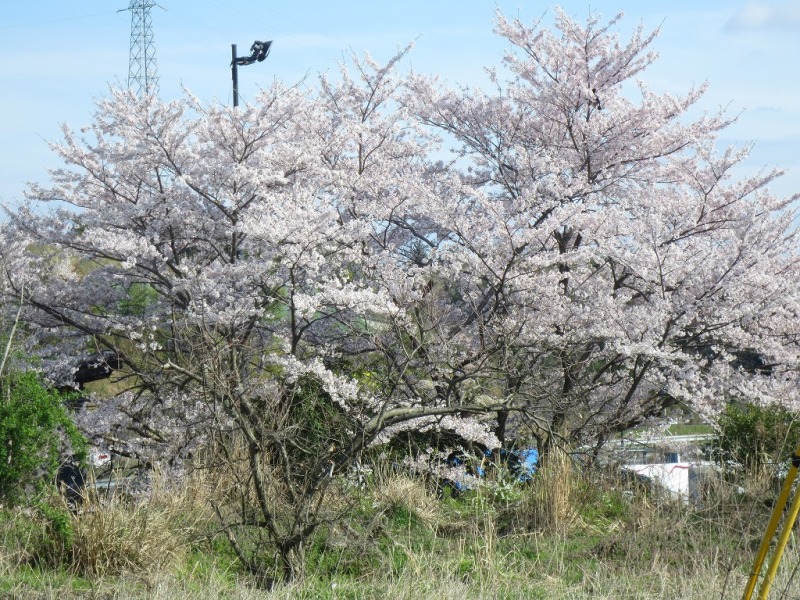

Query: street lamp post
<box><xmin>231</xmin><ymin>40</ymin><xmax>272</xmax><ymax>107</ymax></box>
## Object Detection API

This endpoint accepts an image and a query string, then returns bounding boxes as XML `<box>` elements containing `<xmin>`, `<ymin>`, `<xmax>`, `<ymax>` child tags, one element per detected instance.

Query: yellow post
<box><xmin>742</xmin><ymin>442</ymin><xmax>800</xmax><ymax>600</ymax></box>
<box><xmin>758</xmin><ymin>470</ymin><xmax>800</xmax><ymax>599</ymax></box>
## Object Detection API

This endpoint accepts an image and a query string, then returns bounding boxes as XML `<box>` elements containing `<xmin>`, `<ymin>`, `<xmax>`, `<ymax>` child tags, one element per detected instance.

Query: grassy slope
<box><xmin>2</xmin><ymin>458</ymin><xmax>797</xmax><ymax>600</ymax></box>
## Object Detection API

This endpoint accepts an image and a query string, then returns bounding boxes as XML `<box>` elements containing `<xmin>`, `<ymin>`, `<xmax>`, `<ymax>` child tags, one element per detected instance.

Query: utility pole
<box><xmin>231</xmin><ymin>40</ymin><xmax>272</xmax><ymax>107</ymax></box>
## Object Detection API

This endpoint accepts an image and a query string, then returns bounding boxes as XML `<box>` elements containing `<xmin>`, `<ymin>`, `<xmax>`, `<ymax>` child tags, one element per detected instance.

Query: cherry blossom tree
<box><xmin>406</xmin><ymin>8</ymin><xmax>800</xmax><ymax>455</ymax></box>
<box><xmin>2</xmin><ymin>6</ymin><xmax>799</xmax><ymax>580</ymax></box>
<box><xmin>0</xmin><ymin>48</ymin><xmax>506</xmax><ymax>580</ymax></box>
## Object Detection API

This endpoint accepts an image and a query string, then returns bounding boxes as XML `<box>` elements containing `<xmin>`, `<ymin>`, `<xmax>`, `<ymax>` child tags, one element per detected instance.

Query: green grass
<box><xmin>1</xmin><ymin>463</ymin><xmax>797</xmax><ymax>599</ymax></box>
<box><xmin>665</xmin><ymin>423</ymin><xmax>714</xmax><ymax>436</ymax></box>
<box><xmin>0</xmin><ymin>563</ymin><xmax>93</xmax><ymax>596</ymax></box>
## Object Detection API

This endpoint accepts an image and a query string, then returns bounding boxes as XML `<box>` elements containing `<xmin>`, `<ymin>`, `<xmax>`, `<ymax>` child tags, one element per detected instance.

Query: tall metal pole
<box><xmin>231</xmin><ymin>44</ymin><xmax>240</xmax><ymax>108</ymax></box>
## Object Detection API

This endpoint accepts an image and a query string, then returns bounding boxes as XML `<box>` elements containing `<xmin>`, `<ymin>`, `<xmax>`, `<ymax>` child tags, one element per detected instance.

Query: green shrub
<box><xmin>0</xmin><ymin>370</ymin><xmax>86</xmax><ymax>504</ymax></box>
<box><xmin>34</xmin><ymin>501</ymin><xmax>75</xmax><ymax>566</ymax></box>
<box><xmin>708</xmin><ymin>402</ymin><xmax>800</xmax><ymax>473</ymax></box>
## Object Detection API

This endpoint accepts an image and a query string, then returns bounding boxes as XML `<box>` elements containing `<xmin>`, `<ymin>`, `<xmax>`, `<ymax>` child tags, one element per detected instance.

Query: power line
<box><xmin>0</xmin><ymin>10</ymin><xmax>118</xmax><ymax>31</ymax></box>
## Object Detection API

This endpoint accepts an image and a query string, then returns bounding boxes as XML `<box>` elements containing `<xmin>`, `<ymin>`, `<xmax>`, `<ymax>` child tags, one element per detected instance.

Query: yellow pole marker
<box><xmin>742</xmin><ymin>442</ymin><xmax>800</xmax><ymax>600</ymax></box>
<box><xmin>758</xmin><ymin>464</ymin><xmax>800</xmax><ymax>600</ymax></box>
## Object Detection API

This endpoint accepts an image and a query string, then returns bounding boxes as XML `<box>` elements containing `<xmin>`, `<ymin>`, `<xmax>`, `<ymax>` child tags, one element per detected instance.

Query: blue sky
<box><xmin>2</xmin><ymin>1</ymin><xmax>799</xmax><ymax>205</ymax></box>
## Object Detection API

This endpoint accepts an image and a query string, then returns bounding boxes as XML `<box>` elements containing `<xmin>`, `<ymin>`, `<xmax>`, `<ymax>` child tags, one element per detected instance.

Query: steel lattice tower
<box><xmin>127</xmin><ymin>0</ymin><xmax>159</xmax><ymax>97</ymax></box>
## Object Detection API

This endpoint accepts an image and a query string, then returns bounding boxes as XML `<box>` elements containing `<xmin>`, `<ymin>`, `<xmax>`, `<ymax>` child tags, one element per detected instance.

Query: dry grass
<box><xmin>372</xmin><ymin>474</ymin><xmax>440</xmax><ymax>529</ymax></box>
<box><xmin>505</xmin><ymin>448</ymin><xmax>579</xmax><ymax>534</ymax></box>
<box><xmin>197</xmin><ymin>435</ymin><xmax>294</xmax><ymax>521</ymax></box>
<box><xmin>9</xmin><ymin>454</ymin><xmax>800</xmax><ymax>599</ymax></box>
<box><xmin>66</xmin><ymin>470</ymin><xmax>212</xmax><ymax>578</ymax></box>
<box><xmin>0</xmin><ymin>506</ymin><xmax>40</xmax><ymax>576</ymax></box>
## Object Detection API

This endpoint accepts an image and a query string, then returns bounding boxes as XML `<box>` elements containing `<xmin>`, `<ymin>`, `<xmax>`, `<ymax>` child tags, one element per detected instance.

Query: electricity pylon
<box><xmin>126</xmin><ymin>0</ymin><xmax>159</xmax><ymax>97</ymax></box>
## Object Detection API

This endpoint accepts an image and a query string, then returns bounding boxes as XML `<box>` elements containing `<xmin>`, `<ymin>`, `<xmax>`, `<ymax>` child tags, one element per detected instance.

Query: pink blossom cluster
<box><xmin>0</xmin><ymin>8</ymin><xmax>798</xmax><ymax>468</ymax></box>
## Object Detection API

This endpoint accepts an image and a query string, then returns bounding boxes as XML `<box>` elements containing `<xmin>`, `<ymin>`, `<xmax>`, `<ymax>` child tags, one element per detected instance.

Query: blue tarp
<box><xmin>446</xmin><ymin>447</ymin><xmax>539</xmax><ymax>490</ymax></box>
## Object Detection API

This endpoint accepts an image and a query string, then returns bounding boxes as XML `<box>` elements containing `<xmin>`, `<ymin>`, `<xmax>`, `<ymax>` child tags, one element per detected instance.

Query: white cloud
<box><xmin>726</xmin><ymin>0</ymin><xmax>800</xmax><ymax>31</ymax></box>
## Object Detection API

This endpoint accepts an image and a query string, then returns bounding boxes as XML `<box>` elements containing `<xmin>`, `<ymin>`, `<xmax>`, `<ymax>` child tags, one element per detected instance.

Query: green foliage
<box><xmin>0</xmin><ymin>501</ymin><xmax>75</xmax><ymax>572</ymax></box>
<box><xmin>387</xmin><ymin>505</ymin><xmax>417</xmax><ymax>529</ymax></box>
<box><xmin>34</xmin><ymin>502</ymin><xmax>75</xmax><ymax>565</ymax></box>
<box><xmin>665</xmin><ymin>422</ymin><xmax>714</xmax><ymax>436</ymax></box>
<box><xmin>285</xmin><ymin>375</ymin><xmax>354</xmax><ymax>469</ymax></box>
<box><xmin>578</xmin><ymin>487</ymin><xmax>630</xmax><ymax>530</ymax></box>
<box><xmin>0</xmin><ymin>371</ymin><xmax>86</xmax><ymax>504</ymax></box>
<box><xmin>37</xmin><ymin>502</ymin><xmax>74</xmax><ymax>549</ymax></box>
<box><xmin>708</xmin><ymin>402</ymin><xmax>800</xmax><ymax>472</ymax></box>
<box><xmin>118</xmin><ymin>282</ymin><xmax>159</xmax><ymax>317</ymax></box>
